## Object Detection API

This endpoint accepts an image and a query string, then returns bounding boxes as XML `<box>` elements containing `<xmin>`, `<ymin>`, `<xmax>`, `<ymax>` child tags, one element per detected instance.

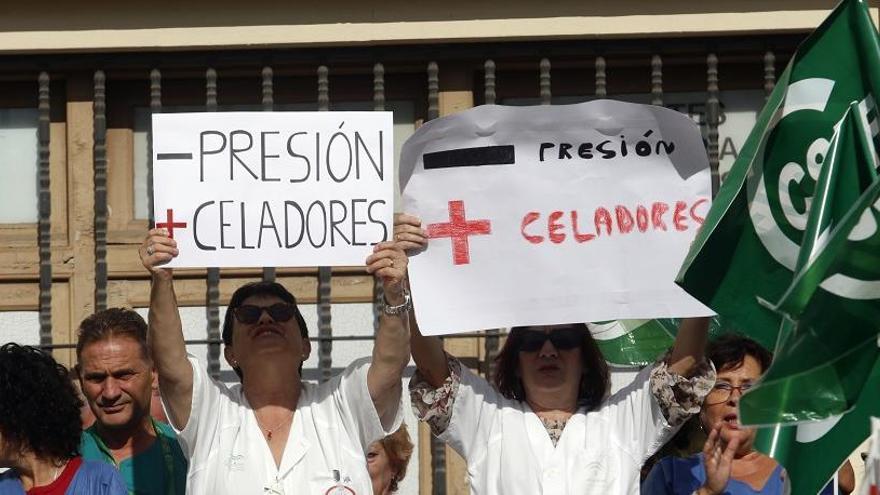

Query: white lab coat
<box><xmin>169</xmin><ymin>355</ymin><xmax>401</xmax><ymax>495</ymax></box>
<box><xmin>440</xmin><ymin>364</ymin><xmax>676</xmax><ymax>495</ymax></box>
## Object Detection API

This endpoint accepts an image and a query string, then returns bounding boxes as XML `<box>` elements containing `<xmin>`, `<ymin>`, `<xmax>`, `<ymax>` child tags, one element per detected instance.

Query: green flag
<box><xmin>754</xmin><ymin>358</ymin><xmax>880</xmax><ymax>495</ymax></box>
<box><xmin>589</xmin><ymin>317</ymin><xmax>727</xmax><ymax>367</ymax></box>
<box><xmin>739</xmin><ymin>104</ymin><xmax>880</xmax><ymax>425</ymax></box>
<box><xmin>676</xmin><ymin>0</ymin><xmax>880</xmax><ymax>351</ymax></box>
<box><xmin>588</xmin><ymin>319</ymin><xmax>676</xmax><ymax>367</ymax></box>
<box><xmin>740</xmin><ymin>159</ymin><xmax>880</xmax><ymax>494</ymax></box>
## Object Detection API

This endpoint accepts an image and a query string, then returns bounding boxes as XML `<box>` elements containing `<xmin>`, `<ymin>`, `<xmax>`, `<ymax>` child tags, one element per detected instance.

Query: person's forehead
<box><xmin>717</xmin><ymin>355</ymin><xmax>762</xmax><ymax>381</ymax></box>
<box><xmin>241</xmin><ymin>293</ymin><xmax>286</xmax><ymax>306</ymax></box>
<box><xmin>79</xmin><ymin>335</ymin><xmax>147</xmax><ymax>368</ymax></box>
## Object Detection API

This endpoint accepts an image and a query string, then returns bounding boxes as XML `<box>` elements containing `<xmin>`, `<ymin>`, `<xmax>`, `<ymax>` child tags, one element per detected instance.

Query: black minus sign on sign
<box><xmin>423</xmin><ymin>145</ymin><xmax>515</xmax><ymax>170</ymax></box>
<box><xmin>157</xmin><ymin>153</ymin><xmax>193</xmax><ymax>160</ymax></box>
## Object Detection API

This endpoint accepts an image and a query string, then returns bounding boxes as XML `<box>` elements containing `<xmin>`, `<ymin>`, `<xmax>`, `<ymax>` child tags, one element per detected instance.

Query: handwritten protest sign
<box><xmin>400</xmin><ymin>100</ymin><xmax>714</xmax><ymax>335</ymax></box>
<box><xmin>152</xmin><ymin>112</ymin><xmax>393</xmax><ymax>268</ymax></box>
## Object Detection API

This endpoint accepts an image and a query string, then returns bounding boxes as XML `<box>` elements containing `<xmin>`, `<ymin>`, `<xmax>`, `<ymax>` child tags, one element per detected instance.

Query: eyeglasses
<box><xmin>706</xmin><ymin>382</ymin><xmax>753</xmax><ymax>404</ymax></box>
<box><xmin>518</xmin><ymin>328</ymin><xmax>583</xmax><ymax>352</ymax></box>
<box><xmin>233</xmin><ymin>303</ymin><xmax>296</xmax><ymax>325</ymax></box>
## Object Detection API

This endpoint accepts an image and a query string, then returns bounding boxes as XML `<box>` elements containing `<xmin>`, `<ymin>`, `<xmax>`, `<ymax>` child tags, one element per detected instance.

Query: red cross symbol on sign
<box><xmin>426</xmin><ymin>200</ymin><xmax>492</xmax><ymax>265</ymax></box>
<box><xmin>156</xmin><ymin>208</ymin><xmax>188</xmax><ymax>239</ymax></box>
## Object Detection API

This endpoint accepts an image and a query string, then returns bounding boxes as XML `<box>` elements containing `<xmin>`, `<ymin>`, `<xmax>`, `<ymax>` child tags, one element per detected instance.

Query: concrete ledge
<box><xmin>0</xmin><ymin>10</ymin><xmax>852</xmax><ymax>54</ymax></box>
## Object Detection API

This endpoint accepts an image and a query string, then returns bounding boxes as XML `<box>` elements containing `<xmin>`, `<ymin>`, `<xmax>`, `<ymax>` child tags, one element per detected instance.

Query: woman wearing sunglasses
<box><xmin>641</xmin><ymin>334</ymin><xmax>788</xmax><ymax>495</ymax></box>
<box><xmin>394</xmin><ymin>214</ymin><xmax>715</xmax><ymax>495</ymax></box>
<box><xmin>139</xmin><ymin>228</ymin><xmax>411</xmax><ymax>495</ymax></box>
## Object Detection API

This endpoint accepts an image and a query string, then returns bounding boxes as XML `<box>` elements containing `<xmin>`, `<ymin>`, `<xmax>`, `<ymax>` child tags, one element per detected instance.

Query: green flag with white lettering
<box><xmin>676</xmin><ymin>0</ymin><xmax>880</xmax><ymax>351</ymax></box>
<box><xmin>740</xmin><ymin>167</ymin><xmax>880</xmax><ymax>494</ymax></box>
<box><xmin>740</xmin><ymin>175</ymin><xmax>880</xmax><ymax>494</ymax></box>
<box><xmin>739</xmin><ymin>104</ymin><xmax>880</xmax><ymax>426</ymax></box>
<box><xmin>673</xmin><ymin>1</ymin><xmax>880</xmax><ymax>491</ymax></box>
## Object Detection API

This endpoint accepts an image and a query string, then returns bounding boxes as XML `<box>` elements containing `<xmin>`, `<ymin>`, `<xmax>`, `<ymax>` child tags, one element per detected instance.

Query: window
<box><xmin>0</xmin><ymin>108</ymin><xmax>38</xmax><ymax>223</ymax></box>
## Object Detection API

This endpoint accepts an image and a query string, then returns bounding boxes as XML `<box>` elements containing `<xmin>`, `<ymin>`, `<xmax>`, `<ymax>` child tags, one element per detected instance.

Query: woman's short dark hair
<box><xmin>222</xmin><ymin>281</ymin><xmax>309</xmax><ymax>380</ymax></box>
<box><xmin>706</xmin><ymin>333</ymin><xmax>773</xmax><ymax>374</ymax></box>
<box><xmin>493</xmin><ymin>323</ymin><xmax>610</xmax><ymax>411</ymax></box>
<box><xmin>0</xmin><ymin>343</ymin><xmax>82</xmax><ymax>461</ymax></box>
<box><xmin>379</xmin><ymin>424</ymin><xmax>414</xmax><ymax>493</ymax></box>
<box><xmin>222</xmin><ymin>281</ymin><xmax>308</xmax><ymax>345</ymax></box>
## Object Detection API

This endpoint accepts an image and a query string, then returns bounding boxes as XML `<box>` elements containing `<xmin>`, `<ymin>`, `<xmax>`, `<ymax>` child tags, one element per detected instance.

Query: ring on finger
<box><xmin>146</xmin><ymin>244</ymin><xmax>154</xmax><ymax>256</ymax></box>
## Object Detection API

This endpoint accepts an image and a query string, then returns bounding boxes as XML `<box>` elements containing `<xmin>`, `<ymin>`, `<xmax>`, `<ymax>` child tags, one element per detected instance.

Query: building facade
<box><xmin>0</xmin><ymin>1</ymin><xmax>865</xmax><ymax>493</ymax></box>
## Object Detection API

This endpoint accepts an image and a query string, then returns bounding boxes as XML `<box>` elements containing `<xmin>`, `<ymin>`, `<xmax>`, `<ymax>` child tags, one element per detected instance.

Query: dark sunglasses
<box><xmin>232</xmin><ymin>303</ymin><xmax>296</xmax><ymax>325</ymax></box>
<box><xmin>518</xmin><ymin>328</ymin><xmax>583</xmax><ymax>352</ymax></box>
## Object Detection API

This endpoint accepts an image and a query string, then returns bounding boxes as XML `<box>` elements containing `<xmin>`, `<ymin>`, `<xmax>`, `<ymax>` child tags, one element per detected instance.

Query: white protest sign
<box><xmin>400</xmin><ymin>100</ymin><xmax>714</xmax><ymax>336</ymax></box>
<box><xmin>152</xmin><ymin>112</ymin><xmax>394</xmax><ymax>268</ymax></box>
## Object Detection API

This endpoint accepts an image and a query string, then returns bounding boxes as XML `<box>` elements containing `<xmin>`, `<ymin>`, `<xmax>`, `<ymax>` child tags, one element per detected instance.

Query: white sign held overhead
<box><xmin>152</xmin><ymin>111</ymin><xmax>394</xmax><ymax>268</ymax></box>
<box><xmin>400</xmin><ymin>100</ymin><xmax>715</xmax><ymax>336</ymax></box>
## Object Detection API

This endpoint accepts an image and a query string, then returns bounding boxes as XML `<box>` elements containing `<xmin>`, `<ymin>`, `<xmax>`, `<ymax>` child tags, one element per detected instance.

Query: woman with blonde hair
<box><xmin>367</xmin><ymin>425</ymin><xmax>414</xmax><ymax>494</ymax></box>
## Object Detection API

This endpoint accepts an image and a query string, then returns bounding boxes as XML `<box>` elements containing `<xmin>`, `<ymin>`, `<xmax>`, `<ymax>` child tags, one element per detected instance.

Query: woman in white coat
<box><xmin>140</xmin><ymin>228</ymin><xmax>411</xmax><ymax>494</ymax></box>
<box><xmin>394</xmin><ymin>214</ymin><xmax>716</xmax><ymax>495</ymax></box>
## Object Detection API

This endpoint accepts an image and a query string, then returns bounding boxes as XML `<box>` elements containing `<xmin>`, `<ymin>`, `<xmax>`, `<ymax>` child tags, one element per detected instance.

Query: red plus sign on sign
<box><xmin>156</xmin><ymin>209</ymin><xmax>188</xmax><ymax>239</ymax></box>
<box><xmin>427</xmin><ymin>201</ymin><xmax>492</xmax><ymax>265</ymax></box>
<box><xmin>400</xmin><ymin>100</ymin><xmax>714</xmax><ymax>336</ymax></box>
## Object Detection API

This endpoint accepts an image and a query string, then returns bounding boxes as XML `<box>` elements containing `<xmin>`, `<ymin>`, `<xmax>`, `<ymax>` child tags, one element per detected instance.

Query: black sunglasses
<box><xmin>233</xmin><ymin>303</ymin><xmax>296</xmax><ymax>325</ymax></box>
<box><xmin>518</xmin><ymin>328</ymin><xmax>583</xmax><ymax>352</ymax></box>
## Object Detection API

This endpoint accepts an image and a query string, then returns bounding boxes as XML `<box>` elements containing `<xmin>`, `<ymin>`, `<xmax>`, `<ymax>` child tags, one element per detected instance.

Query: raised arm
<box><xmin>139</xmin><ymin>228</ymin><xmax>193</xmax><ymax>430</ymax></box>
<box><xmin>392</xmin><ymin>214</ymin><xmax>450</xmax><ymax>388</ymax></box>
<box><xmin>364</xmin><ymin>240</ymin><xmax>412</xmax><ymax>426</ymax></box>
<box><xmin>667</xmin><ymin>316</ymin><xmax>711</xmax><ymax>377</ymax></box>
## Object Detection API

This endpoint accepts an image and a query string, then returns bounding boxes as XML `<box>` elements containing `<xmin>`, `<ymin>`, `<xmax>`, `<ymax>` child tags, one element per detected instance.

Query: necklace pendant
<box><xmin>267</xmin><ymin>430</ymin><xmax>273</xmax><ymax>440</ymax></box>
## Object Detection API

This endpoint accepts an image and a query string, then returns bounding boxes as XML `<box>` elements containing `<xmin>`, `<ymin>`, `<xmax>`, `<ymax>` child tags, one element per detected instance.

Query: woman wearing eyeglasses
<box><xmin>394</xmin><ymin>214</ymin><xmax>716</xmax><ymax>495</ymax></box>
<box><xmin>139</xmin><ymin>228</ymin><xmax>411</xmax><ymax>495</ymax></box>
<box><xmin>641</xmin><ymin>334</ymin><xmax>787</xmax><ymax>495</ymax></box>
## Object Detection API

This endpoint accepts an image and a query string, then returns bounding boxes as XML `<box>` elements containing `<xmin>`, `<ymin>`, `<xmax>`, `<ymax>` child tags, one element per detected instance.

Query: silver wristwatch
<box><xmin>383</xmin><ymin>289</ymin><xmax>412</xmax><ymax>316</ymax></box>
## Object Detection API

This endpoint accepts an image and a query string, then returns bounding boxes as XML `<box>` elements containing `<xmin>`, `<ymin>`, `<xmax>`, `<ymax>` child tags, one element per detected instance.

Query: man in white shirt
<box><xmin>140</xmin><ymin>228</ymin><xmax>411</xmax><ymax>494</ymax></box>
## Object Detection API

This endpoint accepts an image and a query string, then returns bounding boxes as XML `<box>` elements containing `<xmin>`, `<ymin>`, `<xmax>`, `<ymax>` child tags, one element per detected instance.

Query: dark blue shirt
<box><xmin>642</xmin><ymin>453</ymin><xmax>786</xmax><ymax>495</ymax></box>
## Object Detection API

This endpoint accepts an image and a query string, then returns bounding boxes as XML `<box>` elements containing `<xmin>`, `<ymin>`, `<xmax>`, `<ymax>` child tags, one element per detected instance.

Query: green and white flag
<box><xmin>757</xmin><ymin>358</ymin><xmax>880</xmax><ymax>495</ymax></box>
<box><xmin>739</xmin><ymin>105</ymin><xmax>880</xmax><ymax>425</ymax></box>
<box><xmin>741</xmin><ymin>172</ymin><xmax>880</xmax><ymax>494</ymax></box>
<box><xmin>589</xmin><ymin>317</ymin><xmax>727</xmax><ymax>367</ymax></box>
<box><xmin>676</xmin><ymin>0</ymin><xmax>880</xmax><ymax>351</ymax></box>
<box><xmin>588</xmin><ymin>319</ymin><xmax>677</xmax><ymax>367</ymax></box>
<box><xmin>674</xmin><ymin>2</ymin><xmax>880</xmax><ymax>490</ymax></box>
